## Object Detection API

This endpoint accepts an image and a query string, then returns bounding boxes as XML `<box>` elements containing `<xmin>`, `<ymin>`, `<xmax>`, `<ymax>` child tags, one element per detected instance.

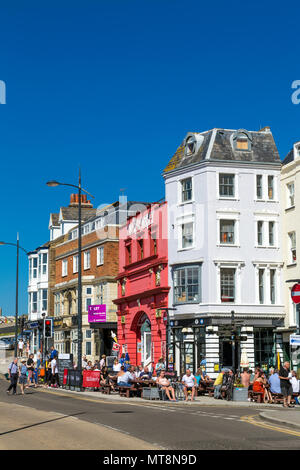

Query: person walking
<box><xmin>18</xmin><ymin>338</ymin><xmax>24</xmax><ymax>358</ymax></box>
<box><xmin>279</xmin><ymin>361</ymin><xmax>295</xmax><ymax>408</ymax></box>
<box><xmin>7</xmin><ymin>358</ymin><xmax>19</xmax><ymax>395</ymax></box>
<box><xmin>19</xmin><ymin>360</ymin><xmax>28</xmax><ymax>395</ymax></box>
<box><xmin>26</xmin><ymin>353</ymin><xmax>37</xmax><ymax>388</ymax></box>
<box><xmin>51</xmin><ymin>355</ymin><xmax>60</xmax><ymax>388</ymax></box>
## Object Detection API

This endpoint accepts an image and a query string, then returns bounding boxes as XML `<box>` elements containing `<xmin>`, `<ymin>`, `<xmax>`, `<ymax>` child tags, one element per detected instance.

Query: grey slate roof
<box><xmin>164</xmin><ymin>127</ymin><xmax>281</xmax><ymax>173</ymax></box>
<box><xmin>282</xmin><ymin>148</ymin><xmax>295</xmax><ymax>166</ymax></box>
<box><xmin>60</xmin><ymin>207</ymin><xmax>97</xmax><ymax>222</ymax></box>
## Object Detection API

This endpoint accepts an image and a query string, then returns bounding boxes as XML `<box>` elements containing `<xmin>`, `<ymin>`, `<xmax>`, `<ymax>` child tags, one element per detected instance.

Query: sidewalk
<box><xmin>3</xmin><ymin>373</ymin><xmax>300</xmax><ymax>430</ymax></box>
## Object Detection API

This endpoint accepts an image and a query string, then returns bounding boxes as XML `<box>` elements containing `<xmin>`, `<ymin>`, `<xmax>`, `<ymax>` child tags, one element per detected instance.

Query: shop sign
<box><xmin>290</xmin><ymin>334</ymin><xmax>300</xmax><ymax>346</ymax></box>
<box><xmin>88</xmin><ymin>304</ymin><xmax>107</xmax><ymax>323</ymax></box>
<box><xmin>128</xmin><ymin>211</ymin><xmax>153</xmax><ymax>236</ymax></box>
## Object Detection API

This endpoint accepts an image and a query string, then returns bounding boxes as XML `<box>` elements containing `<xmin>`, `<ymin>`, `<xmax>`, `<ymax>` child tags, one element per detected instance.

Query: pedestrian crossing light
<box><xmin>44</xmin><ymin>318</ymin><xmax>53</xmax><ymax>338</ymax></box>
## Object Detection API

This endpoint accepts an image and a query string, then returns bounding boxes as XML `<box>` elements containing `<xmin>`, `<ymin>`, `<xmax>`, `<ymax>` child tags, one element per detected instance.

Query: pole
<box><xmin>14</xmin><ymin>234</ymin><xmax>19</xmax><ymax>357</ymax></box>
<box><xmin>231</xmin><ymin>310</ymin><xmax>235</xmax><ymax>373</ymax></box>
<box><xmin>77</xmin><ymin>168</ymin><xmax>82</xmax><ymax>384</ymax></box>
<box><xmin>165</xmin><ymin>310</ymin><xmax>170</xmax><ymax>371</ymax></box>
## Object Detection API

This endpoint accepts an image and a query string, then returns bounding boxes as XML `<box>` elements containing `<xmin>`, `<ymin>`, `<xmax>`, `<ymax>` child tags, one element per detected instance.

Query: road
<box><xmin>1</xmin><ymin>378</ymin><xmax>300</xmax><ymax>450</ymax></box>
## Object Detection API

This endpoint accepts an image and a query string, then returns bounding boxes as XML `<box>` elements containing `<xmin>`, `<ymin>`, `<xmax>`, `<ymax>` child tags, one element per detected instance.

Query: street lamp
<box><xmin>0</xmin><ymin>235</ymin><xmax>28</xmax><ymax>356</ymax></box>
<box><xmin>47</xmin><ymin>169</ymin><xmax>94</xmax><ymax>384</ymax></box>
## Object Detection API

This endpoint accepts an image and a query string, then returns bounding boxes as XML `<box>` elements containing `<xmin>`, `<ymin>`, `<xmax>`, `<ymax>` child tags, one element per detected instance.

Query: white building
<box><xmin>163</xmin><ymin>127</ymin><xmax>285</xmax><ymax>377</ymax></box>
<box><xmin>280</xmin><ymin>141</ymin><xmax>300</xmax><ymax>365</ymax></box>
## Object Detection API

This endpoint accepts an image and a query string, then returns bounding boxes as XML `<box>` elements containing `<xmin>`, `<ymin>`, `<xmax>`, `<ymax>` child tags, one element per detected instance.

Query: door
<box><xmin>142</xmin><ymin>331</ymin><xmax>152</xmax><ymax>367</ymax></box>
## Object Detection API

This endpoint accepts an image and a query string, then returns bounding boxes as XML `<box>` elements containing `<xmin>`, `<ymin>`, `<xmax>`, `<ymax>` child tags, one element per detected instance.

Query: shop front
<box><xmin>88</xmin><ymin>304</ymin><xmax>117</xmax><ymax>358</ymax></box>
<box><xmin>169</xmin><ymin>317</ymin><xmax>210</xmax><ymax>375</ymax></box>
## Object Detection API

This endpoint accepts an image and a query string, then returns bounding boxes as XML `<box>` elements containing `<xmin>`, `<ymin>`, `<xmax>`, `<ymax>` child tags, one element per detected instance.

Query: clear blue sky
<box><xmin>0</xmin><ymin>0</ymin><xmax>299</xmax><ymax>315</ymax></box>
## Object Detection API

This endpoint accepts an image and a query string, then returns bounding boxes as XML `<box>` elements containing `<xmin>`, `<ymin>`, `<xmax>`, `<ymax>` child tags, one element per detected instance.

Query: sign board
<box><xmin>88</xmin><ymin>305</ymin><xmax>107</xmax><ymax>323</ymax></box>
<box><xmin>290</xmin><ymin>334</ymin><xmax>300</xmax><ymax>346</ymax></box>
<box><xmin>57</xmin><ymin>354</ymin><xmax>73</xmax><ymax>387</ymax></box>
<box><xmin>291</xmin><ymin>284</ymin><xmax>300</xmax><ymax>304</ymax></box>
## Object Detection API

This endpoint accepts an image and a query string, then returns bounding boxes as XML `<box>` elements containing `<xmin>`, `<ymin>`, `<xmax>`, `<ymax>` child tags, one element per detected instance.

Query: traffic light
<box><xmin>44</xmin><ymin>318</ymin><xmax>53</xmax><ymax>338</ymax></box>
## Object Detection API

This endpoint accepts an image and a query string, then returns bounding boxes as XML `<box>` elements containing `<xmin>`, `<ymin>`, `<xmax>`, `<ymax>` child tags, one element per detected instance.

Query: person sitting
<box><xmin>113</xmin><ymin>359</ymin><xmax>121</xmax><ymax>372</ymax></box>
<box><xmin>155</xmin><ymin>357</ymin><xmax>165</xmax><ymax>374</ymax></box>
<box><xmin>253</xmin><ymin>371</ymin><xmax>272</xmax><ymax>403</ymax></box>
<box><xmin>117</xmin><ymin>366</ymin><xmax>133</xmax><ymax>387</ymax></box>
<box><xmin>182</xmin><ymin>370</ymin><xmax>197</xmax><ymax>402</ymax></box>
<box><xmin>100</xmin><ymin>367</ymin><xmax>109</xmax><ymax>387</ymax></box>
<box><xmin>268</xmin><ymin>369</ymin><xmax>281</xmax><ymax>395</ymax></box>
<box><xmin>194</xmin><ymin>368</ymin><xmax>205</xmax><ymax>386</ymax></box>
<box><xmin>156</xmin><ymin>370</ymin><xmax>176</xmax><ymax>401</ymax></box>
<box><xmin>139</xmin><ymin>366</ymin><xmax>152</xmax><ymax>380</ymax></box>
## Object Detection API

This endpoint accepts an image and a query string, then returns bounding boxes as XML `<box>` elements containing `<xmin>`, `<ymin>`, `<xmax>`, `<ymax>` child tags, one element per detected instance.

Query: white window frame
<box><xmin>287</xmin><ymin>182</ymin><xmax>295</xmax><ymax>209</ymax></box>
<box><xmin>84</xmin><ymin>251</ymin><xmax>91</xmax><ymax>270</ymax></box>
<box><xmin>288</xmin><ymin>231</ymin><xmax>297</xmax><ymax>265</ymax></box>
<box><xmin>73</xmin><ymin>255</ymin><xmax>79</xmax><ymax>273</ymax></box>
<box><xmin>62</xmin><ymin>259</ymin><xmax>68</xmax><ymax>277</ymax></box>
<box><xmin>97</xmin><ymin>246</ymin><xmax>104</xmax><ymax>266</ymax></box>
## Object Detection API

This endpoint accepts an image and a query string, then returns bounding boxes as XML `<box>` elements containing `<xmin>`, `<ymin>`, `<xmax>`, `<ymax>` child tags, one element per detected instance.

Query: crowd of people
<box><xmin>213</xmin><ymin>361</ymin><xmax>299</xmax><ymax>407</ymax></box>
<box><xmin>6</xmin><ymin>345</ymin><xmax>61</xmax><ymax>395</ymax></box>
<box><xmin>7</xmin><ymin>344</ymin><xmax>300</xmax><ymax>408</ymax></box>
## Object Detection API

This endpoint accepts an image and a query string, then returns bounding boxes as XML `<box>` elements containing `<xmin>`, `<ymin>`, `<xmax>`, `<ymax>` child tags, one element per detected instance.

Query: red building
<box><xmin>114</xmin><ymin>202</ymin><xmax>169</xmax><ymax>368</ymax></box>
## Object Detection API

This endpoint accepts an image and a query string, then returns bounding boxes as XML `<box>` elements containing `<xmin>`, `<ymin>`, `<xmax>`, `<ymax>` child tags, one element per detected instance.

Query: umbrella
<box><xmin>240</xmin><ymin>348</ymin><xmax>249</xmax><ymax>369</ymax></box>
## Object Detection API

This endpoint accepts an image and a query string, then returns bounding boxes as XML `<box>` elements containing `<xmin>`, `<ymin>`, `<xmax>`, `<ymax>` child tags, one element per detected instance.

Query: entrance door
<box><xmin>140</xmin><ymin>316</ymin><xmax>151</xmax><ymax>367</ymax></box>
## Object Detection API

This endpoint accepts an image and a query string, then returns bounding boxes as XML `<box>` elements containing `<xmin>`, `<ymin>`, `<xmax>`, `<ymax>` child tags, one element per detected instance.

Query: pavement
<box><xmin>2</xmin><ymin>368</ymin><xmax>300</xmax><ymax>433</ymax></box>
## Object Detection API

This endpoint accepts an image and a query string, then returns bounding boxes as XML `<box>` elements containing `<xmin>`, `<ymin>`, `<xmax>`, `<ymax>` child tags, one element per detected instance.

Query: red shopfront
<box><xmin>114</xmin><ymin>202</ymin><xmax>169</xmax><ymax>368</ymax></box>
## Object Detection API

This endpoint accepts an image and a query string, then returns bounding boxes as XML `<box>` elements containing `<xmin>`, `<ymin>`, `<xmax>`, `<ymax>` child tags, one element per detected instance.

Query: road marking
<box><xmin>240</xmin><ymin>414</ymin><xmax>300</xmax><ymax>438</ymax></box>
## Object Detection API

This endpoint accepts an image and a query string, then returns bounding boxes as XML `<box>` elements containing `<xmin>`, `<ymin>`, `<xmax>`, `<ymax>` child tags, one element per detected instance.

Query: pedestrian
<box><xmin>279</xmin><ymin>361</ymin><xmax>295</xmax><ymax>408</ymax></box>
<box><xmin>50</xmin><ymin>346</ymin><xmax>58</xmax><ymax>360</ymax></box>
<box><xmin>268</xmin><ymin>369</ymin><xmax>281</xmax><ymax>395</ymax></box>
<box><xmin>51</xmin><ymin>355</ymin><xmax>60</xmax><ymax>388</ymax></box>
<box><xmin>46</xmin><ymin>358</ymin><xmax>52</xmax><ymax>387</ymax></box>
<box><xmin>100</xmin><ymin>355</ymin><xmax>106</xmax><ymax>370</ymax></box>
<box><xmin>213</xmin><ymin>370</ymin><xmax>224</xmax><ymax>399</ymax></box>
<box><xmin>25</xmin><ymin>341</ymin><xmax>30</xmax><ymax>358</ymax></box>
<box><xmin>241</xmin><ymin>368</ymin><xmax>251</xmax><ymax>388</ymax></box>
<box><xmin>18</xmin><ymin>338</ymin><xmax>24</xmax><ymax>358</ymax></box>
<box><xmin>36</xmin><ymin>349</ymin><xmax>42</xmax><ymax>369</ymax></box>
<box><xmin>82</xmin><ymin>356</ymin><xmax>88</xmax><ymax>369</ymax></box>
<box><xmin>7</xmin><ymin>358</ymin><xmax>19</xmax><ymax>395</ymax></box>
<box><xmin>26</xmin><ymin>354</ymin><xmax>37</xmax><ymax>388</ymax></box>
<box><xmin>19</xmin><ymin>360</ymin><xmax>28</xmax><ymax>395</ymax></box>
<box><xmin>289</xmin><ymin>370</ymin><xmax>300</xmax><ymax>394</ymax></box>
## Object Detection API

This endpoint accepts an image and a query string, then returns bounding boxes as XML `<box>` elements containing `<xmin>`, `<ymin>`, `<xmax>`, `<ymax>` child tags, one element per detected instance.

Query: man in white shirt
<box><xmin>182</xmin><ymin>369</ymin><xmax>197</xmax><ymax>401</ymax></box>
<box><xmin>289</xmin><ymin>370</ymin><xmax>300</xmax><ymax>394</ymax></box>
<box><xmin>18</xmin><ymin>339</ymin><xmax>24</xmax><ymax>358</ymax></box>
<box><xmin>50</xmin><ymin>356</ymin><xmax>60</xmax><ymax>388</ymax></box>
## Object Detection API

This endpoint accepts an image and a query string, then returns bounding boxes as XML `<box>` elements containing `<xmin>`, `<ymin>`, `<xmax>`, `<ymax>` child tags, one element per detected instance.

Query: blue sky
<box><xmin>0</xmin><ymin>0</ymin><xmax>299</xmax><ymax>315</ymax></box>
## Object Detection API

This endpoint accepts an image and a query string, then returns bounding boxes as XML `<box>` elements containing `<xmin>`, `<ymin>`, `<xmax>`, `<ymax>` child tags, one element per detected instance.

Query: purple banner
<box><xmin>88</xmin><ymin>304</ymin><xmax>107</xmax><ymax>323</ymax></box>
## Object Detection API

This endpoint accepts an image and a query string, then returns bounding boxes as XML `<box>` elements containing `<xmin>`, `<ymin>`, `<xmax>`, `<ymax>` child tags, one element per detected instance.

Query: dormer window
<box><xmin>232</xmin><ymin>129</ymin><xmax>252</xmax><ymax>152</ymax></box>
<box><xmin>186</xmin><ymin>135</ymin><xmax>196</xmax><ymax>155</ymax></box>
<box><xmin>184</xmin><ymin>133</ymin><xmax>204</xmax><ymax>156</ymax></box>
<box><xmin>236</xmin><ymin>135</ymin><xmax>249</xmax><ymax>150</ymax></box>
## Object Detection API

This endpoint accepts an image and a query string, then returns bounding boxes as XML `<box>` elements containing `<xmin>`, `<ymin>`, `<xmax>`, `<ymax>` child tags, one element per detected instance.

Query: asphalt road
<box><xmin>1</xmin><ymin>378</ymin><xmax>300</xmax><ymax>450</ymax></box>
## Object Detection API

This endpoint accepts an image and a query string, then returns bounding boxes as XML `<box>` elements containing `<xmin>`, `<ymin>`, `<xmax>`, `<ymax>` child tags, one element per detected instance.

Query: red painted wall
<box><xmin>114</xmin><ymin>202</ymin><xmax>169</xmax><ymax>369</ymax></box>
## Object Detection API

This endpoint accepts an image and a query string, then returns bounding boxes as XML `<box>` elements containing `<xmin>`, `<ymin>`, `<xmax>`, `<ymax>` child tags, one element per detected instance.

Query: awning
<box><xmin>90</xmin><ymin>322</ymin><xmax>117</xmax><ymax>330</ymax></box>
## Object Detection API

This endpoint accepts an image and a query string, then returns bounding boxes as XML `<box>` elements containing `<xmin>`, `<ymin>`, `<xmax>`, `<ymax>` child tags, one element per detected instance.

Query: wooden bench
<box><xmin>270</xmin><ymin>393</ymin><xmax>297</xmax><ymax>404</ymax></box>
<box><xmin>119</xmin><ymin>385</ymin><xmax>138</xmax><ymax>398</ymax></box>
<box><xmin>206</xmin><ymin>386</ymin><xmax>214</xmax><ymax>397</ymax></box>
<box><xmin>248</xmin><ymin>390</ymin><xmax>263</xmax><ymax>403</ymax></box>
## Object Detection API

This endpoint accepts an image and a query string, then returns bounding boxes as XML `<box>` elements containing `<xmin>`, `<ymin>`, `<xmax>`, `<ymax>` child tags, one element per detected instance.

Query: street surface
<box><xmin>1</xmin><ymin>378</ymin><xmax>300</xmax><ymax>450</ymax></box>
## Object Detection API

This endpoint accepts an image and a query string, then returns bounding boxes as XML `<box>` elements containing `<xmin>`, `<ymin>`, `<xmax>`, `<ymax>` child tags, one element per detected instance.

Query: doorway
<box><xmin>140</xmin><ymin>315</ymin><xmax>151</xmax><ymax>367</ymax></box>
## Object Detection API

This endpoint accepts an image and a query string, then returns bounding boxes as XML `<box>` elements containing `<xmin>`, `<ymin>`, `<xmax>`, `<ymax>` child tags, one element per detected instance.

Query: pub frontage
<box><xmin>114</xmin><ymin>202</ymin><xmax>170</xmax><ymax>367</ymax></box>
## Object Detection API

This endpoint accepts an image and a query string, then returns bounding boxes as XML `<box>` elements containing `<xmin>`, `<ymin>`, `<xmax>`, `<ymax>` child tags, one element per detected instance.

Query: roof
<box><xmin>163</xmin><ymin>127</ymin><xmax>281</xmax><ymax>174</ymax></box>
<box><xmin>59</xmin><ymin>207</ymin><xmax>97</xmax><ymax>222</ymax></box>
<box><xmin>50</xmin><ymin>213</ymin><xmax>59</xmax><ymax>227</ymax></box>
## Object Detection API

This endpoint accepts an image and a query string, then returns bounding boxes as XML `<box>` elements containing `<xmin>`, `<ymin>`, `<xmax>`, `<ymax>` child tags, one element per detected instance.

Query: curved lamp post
<box><xmin>47</xmin><ymin>170</ymin><xmax>94</xmax><ymax>383</ymax></box>
<box><xmin>0</xmin><ymin>235</ymin><xmax>28</xmax><ymax>356</ymax></box>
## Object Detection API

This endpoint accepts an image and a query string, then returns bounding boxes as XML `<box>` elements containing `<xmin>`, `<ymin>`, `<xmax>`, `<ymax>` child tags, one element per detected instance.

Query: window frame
<box><xmin>173</xmin><ymin>264</ymin><xmax>202</xmax><ymax>305</ymax></box>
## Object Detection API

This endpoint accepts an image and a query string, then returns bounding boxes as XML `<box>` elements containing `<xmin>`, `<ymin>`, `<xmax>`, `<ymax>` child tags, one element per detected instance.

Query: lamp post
<box><xmin>47</xmin><ymin>170</ymin><xmax>94</xmax><ymax>383</ymax></box>
<box><xmin>0</xmin><ymin>235</ymin><xmax>28</xmax><ymax>356</ymax></box>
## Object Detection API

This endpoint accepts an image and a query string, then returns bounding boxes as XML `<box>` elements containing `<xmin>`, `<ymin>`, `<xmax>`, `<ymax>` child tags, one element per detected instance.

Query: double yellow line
<box><xmin>241</xmin><ymin>414</ymin><xmax>300</xmax><ymax>438</ymax></box>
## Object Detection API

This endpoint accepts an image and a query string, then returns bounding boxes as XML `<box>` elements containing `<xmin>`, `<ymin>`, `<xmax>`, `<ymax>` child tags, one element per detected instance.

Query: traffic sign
<box><xmin>290</xmin><ymin>334</ymin><xmax>300</xmax><ymax>346</ymax></box>
<box><xmin>291</xmin><ymin>284</ymin><xmax>300</xmax><ymax>304</ymax></box>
